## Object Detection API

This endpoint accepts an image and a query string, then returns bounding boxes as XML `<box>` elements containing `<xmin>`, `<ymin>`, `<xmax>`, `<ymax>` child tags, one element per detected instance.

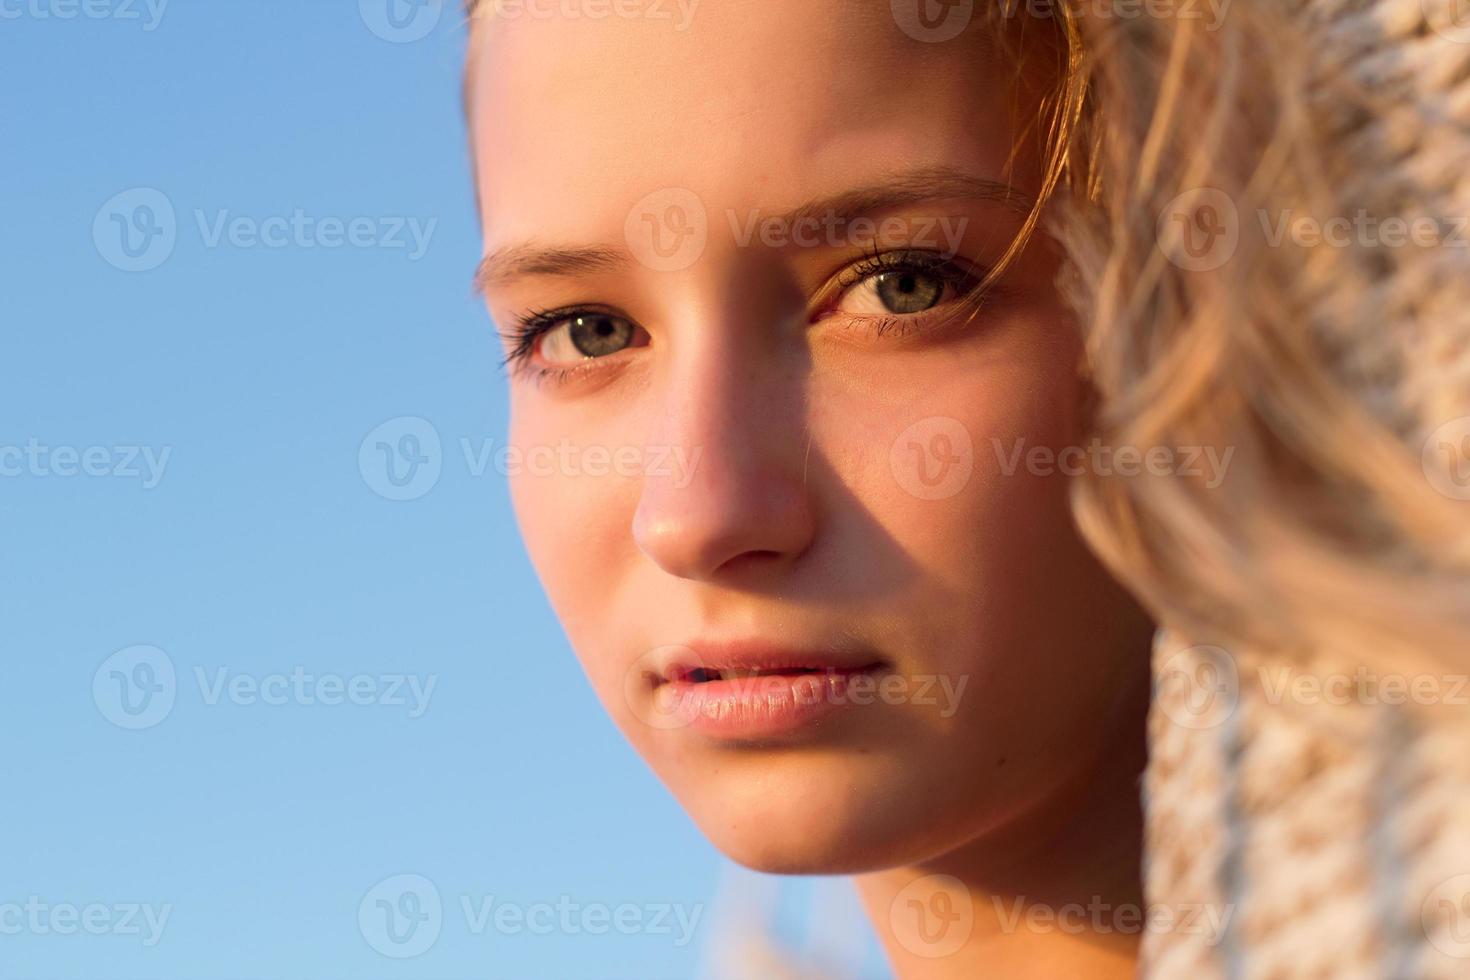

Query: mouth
<box><xmin>647</xmin><ymin>643</ymin><xmax>890</xmax><ymax>740</ymax></box>
<box><xmin>670</xmin><ymin>664</ymin><xmax>877</xmax><ymax>684</ymax></box>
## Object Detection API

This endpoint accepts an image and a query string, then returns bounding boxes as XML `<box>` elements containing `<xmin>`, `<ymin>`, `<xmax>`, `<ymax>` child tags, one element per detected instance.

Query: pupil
<box><xmin>570</xmin><ymin>314</ymin><xmax>633</xmax><ymax>357</ymax></box>
<box><xmin>877</xmin><ymin>271</ymin><xmax>943</xmax><ymax>314</ymax></box>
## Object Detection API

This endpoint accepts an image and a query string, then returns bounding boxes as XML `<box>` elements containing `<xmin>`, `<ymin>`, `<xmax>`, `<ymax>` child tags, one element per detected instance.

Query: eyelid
<box><xmin>498</xmin><ymin>303</ymin><xmax>647</xmax><ymax>387</ymax></box>
<box><xmin>811</xmin><ymin>248</ymin><xmax>988</xmax><ymax>321</ymax></box>
<box><xmin>499</xmin><ymin>303</ymin><xmax>624</xmax><ymax>365</ymax></box>
<box><xmin>501</xmin><ymin>249</ymin><xmax>992</xmax><ymax>389</ymax></box>
<box><xmin>837</xmin><ymin>247</ymin><xmax>975</xmax><ymax>283</ymax></box>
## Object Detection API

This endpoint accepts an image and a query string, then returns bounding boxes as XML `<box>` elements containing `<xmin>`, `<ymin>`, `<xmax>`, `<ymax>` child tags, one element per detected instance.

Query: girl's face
<box><xmin>470</xmin><ymin>2</ymin><xmax>1151</xmax><ymax>873</ymax></box>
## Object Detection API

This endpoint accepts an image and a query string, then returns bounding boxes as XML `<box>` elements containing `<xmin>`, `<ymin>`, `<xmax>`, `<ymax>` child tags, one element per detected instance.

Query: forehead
<box><xmin>467</xmin><ymin>1</ymin><xmax>1036</xmax><ymax>248</ymax></box>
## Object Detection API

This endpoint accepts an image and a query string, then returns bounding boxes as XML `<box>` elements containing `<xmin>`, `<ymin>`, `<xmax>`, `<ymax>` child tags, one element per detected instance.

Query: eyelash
<box><xmin>818</xmin><ymin>247</ymin><xmax>986</xmax><ymax>335</ymax></box>
<box><xmin>500</xmin><ymin>307</ymin><xmax>591</xmax><ymax>371</ymax></box>
<box><xmin>498</xmin><ymin>249</ymin><xmax>989</xmax><ymax>387</ymax></box>
<box><xmin>496</xmin><ymin>306</ymin><xmax>628</xmax><ymax>388</ymax></box>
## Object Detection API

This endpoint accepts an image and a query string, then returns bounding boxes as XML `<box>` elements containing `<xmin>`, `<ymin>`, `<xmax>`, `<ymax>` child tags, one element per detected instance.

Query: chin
<box><xmin>658</xmin><ymin>748</ymin><xmax>1004</xmax><ymax>876</ymax></box>
<box><xmin>699</xmin><ymin>816</ymin><xmax>913</xmax><ymax>877</ymax></box>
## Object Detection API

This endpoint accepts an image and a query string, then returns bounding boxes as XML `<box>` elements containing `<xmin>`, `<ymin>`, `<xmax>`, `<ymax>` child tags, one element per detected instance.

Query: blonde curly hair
<box><xmin>1005</xmin><ymin>2</ymin><xmax>1470</xmax><ymax>974</ymax></box>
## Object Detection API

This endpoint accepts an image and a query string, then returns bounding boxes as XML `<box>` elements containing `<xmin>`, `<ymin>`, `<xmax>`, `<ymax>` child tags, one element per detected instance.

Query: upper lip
<box><xmin>655</xmin><ymin>640</ymin><xmax>887</xmax><ymax>684</ymax></box>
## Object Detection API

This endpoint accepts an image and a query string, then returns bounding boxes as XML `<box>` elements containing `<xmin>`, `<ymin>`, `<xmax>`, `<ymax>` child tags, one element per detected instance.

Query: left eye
<box><xmin>539</xmin><ymin>312</ymin><xmax>640</xmax><ymax>362</ymax></box>
<box><xmin>829</xmin><ymin>258</ymin><xmax>972</xmax><ymax>319</ymax></box>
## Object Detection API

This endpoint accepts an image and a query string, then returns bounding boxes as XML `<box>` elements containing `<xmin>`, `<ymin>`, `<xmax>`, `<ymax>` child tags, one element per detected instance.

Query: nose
<box><xmin>631</xmin><ymin>338</ymin><xmax>815</xmax><ymax>583</ymax></box>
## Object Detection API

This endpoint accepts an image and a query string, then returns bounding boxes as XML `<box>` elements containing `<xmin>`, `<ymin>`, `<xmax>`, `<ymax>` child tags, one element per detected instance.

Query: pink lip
<box><xmin>650</xmin><ymin>641</ymin><xmax>888</xmax><ymax>739</ymax></box>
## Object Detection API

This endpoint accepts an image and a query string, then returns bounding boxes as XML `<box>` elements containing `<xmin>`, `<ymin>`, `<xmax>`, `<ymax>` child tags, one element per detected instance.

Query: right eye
<box><xmin>508</xmin><ymin>308</ymin><xmax>650</xmax><ymax>369</ymax></box>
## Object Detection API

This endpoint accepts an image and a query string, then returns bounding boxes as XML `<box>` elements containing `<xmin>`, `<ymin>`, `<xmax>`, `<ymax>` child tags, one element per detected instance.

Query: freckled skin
<box><xmin>470</xmin><ymin>4</ymin><xmax>1150</xmax><ymax>973</ymax></box>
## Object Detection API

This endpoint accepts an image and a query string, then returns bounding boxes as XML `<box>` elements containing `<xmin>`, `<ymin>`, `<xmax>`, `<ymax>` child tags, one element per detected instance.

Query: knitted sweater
<box><xmin>1118</xmin><ymin>3</ymin><xmax>1470</xmax><ymax>975</ymax></box>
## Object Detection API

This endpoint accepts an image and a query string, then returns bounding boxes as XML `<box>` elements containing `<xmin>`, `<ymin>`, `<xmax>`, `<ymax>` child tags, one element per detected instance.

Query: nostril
<box><xmin>713</xmin><ymin>549</ymin><xmax>787</xmax><ymax>574</ymax></box>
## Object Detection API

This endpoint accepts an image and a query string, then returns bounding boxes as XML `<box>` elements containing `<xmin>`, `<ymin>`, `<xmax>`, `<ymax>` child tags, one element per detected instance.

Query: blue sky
<box><xmin>0</xmin><ymin>2</ymin><xmax>884</xmax><ymax>977</ymax></box>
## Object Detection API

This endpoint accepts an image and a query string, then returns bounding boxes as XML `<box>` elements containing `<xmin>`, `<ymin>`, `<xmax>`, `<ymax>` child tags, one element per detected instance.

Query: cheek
<box><xmin>506</xmin><ymin>398</ymin><xmax>642</xmax><ymax>648</ymax></box>
<box><xmin>813</xmin><ymin>313</ymin><xmax>1086</xmax><ymax>594</ymax></box>
<box><xmin>809</xmin><ymin>316</ymin><xmax>1123</xmax><ymax>723</ymax></box>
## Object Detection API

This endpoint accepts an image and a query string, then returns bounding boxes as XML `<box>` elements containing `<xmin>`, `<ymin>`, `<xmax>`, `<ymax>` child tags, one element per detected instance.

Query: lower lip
<box><xmin>653</xmin><ymin>668</ymin><xmax>882</xmax><ymax>739</ymax></box>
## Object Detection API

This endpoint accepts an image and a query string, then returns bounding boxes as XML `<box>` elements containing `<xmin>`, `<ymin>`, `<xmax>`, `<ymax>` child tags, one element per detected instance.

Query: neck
<box><xmin>853</xmin><ymin>700</ymin><xmax>1148</xmax><ymax>980</ymax></box>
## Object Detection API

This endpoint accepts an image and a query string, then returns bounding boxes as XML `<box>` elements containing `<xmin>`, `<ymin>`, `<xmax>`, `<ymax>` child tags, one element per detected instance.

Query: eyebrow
<box><xmin>472</xmin><ymin>166</ymin><xmax>1035</xmax><ymax>292</ymax></box>
<box><xmin>474</xmin><ymin>243</ymin><xmax>625</xmax><ymax>292</ymax></box>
